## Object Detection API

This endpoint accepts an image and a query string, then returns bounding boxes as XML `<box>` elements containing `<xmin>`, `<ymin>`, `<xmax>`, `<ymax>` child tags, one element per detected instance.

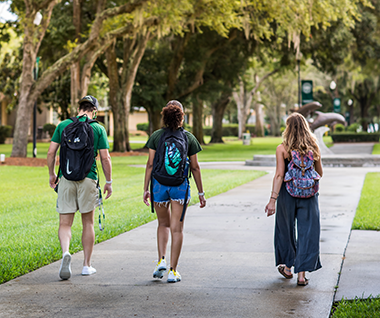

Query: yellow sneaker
<box><xmin>167</xmin><ymin>269</ymin><xmax>181</xmax><ymax>283</ymax></box>
<box><xmin>153</xmin><ymin>257</ymin><xmax>167</xmax><ymax>279</ymax></box>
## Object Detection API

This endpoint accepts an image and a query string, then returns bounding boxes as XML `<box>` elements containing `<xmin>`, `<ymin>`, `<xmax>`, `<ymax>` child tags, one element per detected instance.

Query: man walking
<box><xmin>47</xmin><ymin>95</ymin><xmax>112</xmax><ymax>280</ymax></box>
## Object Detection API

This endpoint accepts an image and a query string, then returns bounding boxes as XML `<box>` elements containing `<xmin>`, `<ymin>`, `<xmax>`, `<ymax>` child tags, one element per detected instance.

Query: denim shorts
<box><xmin>152</xmin><ymin>178</ymin><xmax>190</xmax><ymax>206</ymax></box>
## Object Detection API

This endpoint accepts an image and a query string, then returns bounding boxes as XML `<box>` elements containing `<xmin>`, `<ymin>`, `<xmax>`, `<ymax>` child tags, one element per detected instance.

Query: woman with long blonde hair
<box><xmin>265</xmin><ymin>112</ymin><xmax>323</xmax><ymax>286</ymax></box>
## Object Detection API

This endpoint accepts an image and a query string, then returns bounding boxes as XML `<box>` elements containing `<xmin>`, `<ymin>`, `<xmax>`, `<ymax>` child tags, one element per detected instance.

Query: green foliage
<box><xmin>352</xmin><ymin>172</ymin><xmax>380</xmax><ymax>230</ymax></box>
<box><xmin>331</xmin><ymin>132</ymin><xmax>380</xmax><ymax>142</ymax></box>
<box><xmin>203</xmin><ymin>124</ymin><xmax>255</xmax><ymax>137</ymax></box>
<box><xmin>347</xmin><ymin>123</ymin><xmax>360</xmax><ymax>132</ymax></box>
<box><xmin>0</xmin><ymin>125</ymin><xmax>12</xmax><ymax>144</ymax></box>
<box><xmin>0</xmin><ymin>157</ymin><xmax>265</xmax><ymax>283</ymax></box>
<box><xmin>334</xmin><ymin>123</ymin><xmax>346</xmax><ymax>132</ymax></box>
<box><xmin>136</xmin><ymin>123</ymin><xmax>149</xmax><ymax>134</ymax></box>
<box><xmin>332</xmin><ymin>296</ymin><xmax>380</xmax><ymax>318</ymax></box>
<box><xmin>42</xmin><ymin>123</ymin><xmax>56</xmax><ymax>138</ymax></box>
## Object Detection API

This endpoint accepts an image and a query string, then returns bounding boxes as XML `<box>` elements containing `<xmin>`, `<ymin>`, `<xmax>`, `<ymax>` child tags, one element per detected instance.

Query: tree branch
<box><xmin>35</xmin><ymin>1</ymin><xmax>56</xmax><ymax>54</ymax></box>
<box><xmin>81</xmin><ymin>39</ymin><xmax>114</xmax><ymax>96</ymax></box>
<box><xmin>30</xmin><ymin>1</ymin><xmax>150</xmax><ymax>101</ymax></box>
<box><xmin>249</xmin><ymin>69</ymin><xmax>279</xmax><ymax>97</ymax></box>
<box><xmin>98</xmin><ymin>0</ymin><xmax>148</xmax><ymax>21</ymax></box>
<box><xmin>35</xmin><ymin>0</ymin><xmax>57</xmax><ymax>12</ymax></box>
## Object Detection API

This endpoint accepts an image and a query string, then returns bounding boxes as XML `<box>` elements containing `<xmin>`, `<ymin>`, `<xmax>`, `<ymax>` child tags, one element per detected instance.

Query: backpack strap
<box><xmin>180</xmin><ymin>178</ymin><xmax>189</xmax><ymax>222</ymax></box>
<box><xmin>150</xmin><ymin>174</ymin><xmax>155</xmax><ymax>213</ymax></box>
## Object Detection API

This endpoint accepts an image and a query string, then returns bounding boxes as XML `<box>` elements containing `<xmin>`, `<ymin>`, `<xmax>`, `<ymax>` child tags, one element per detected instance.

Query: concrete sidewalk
<box><xmin>0</xmin><ymin>165</ymin><xmax>373</xmax><ymax>318</ymax></box>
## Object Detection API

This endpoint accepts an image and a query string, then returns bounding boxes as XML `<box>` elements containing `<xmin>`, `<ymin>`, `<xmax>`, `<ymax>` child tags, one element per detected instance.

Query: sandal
<box><xmin>278</xmin><ymin>265</ymin><xmax>293</xmax><ymax>279</ymax></box>
<box><xmin>297</xmin><ymin>278</ymin><xmax>309</xmax><ymax>286</ymax></box>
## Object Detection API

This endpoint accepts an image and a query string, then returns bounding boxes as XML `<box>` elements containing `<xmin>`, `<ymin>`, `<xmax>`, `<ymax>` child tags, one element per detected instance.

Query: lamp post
<box><xmin>33</xmin><ymin>12</ymin><xmax>42</xmax><ymax>158</ymax></box>
<box><xmin>297</xmin><ymin>53</ymin><xmax>302</xmax><ymax>108</ymax></box>
<box><xmin>346</xmin><ymin>99</ymin><xmax>353</xmax><ymax>125</ymax></box>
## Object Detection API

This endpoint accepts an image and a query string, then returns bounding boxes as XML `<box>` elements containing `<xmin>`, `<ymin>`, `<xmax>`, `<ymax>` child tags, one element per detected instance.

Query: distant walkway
<box><xmin>329</xmin><ymin>142</ymin><xmax>374</xmax><ymax>155</ymax></box>
<box><xmin>0</xmin><ymin>165</ymin><xmax>376</xmax><ymax>317</ymax></box>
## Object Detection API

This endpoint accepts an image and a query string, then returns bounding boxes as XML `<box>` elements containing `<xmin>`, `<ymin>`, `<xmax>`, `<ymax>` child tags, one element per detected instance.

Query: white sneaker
<box><xmin>59</xmin><ymin>252</ymin><xmax>72</xmax><ymax>280</ymax></box>
<box><xmin>82</xmin><ymin>266</ymin><xmax>96</xmax><ymax>276</ymax></box>
<box><xmin>153</xmin><ymin>257</ymin><xmax>167</xmax><ymax>279</ymax></box>
<box><xmin>167</xmin><ymin>269</ymin><xmax>181</xmax><ymax>283</ymax></box>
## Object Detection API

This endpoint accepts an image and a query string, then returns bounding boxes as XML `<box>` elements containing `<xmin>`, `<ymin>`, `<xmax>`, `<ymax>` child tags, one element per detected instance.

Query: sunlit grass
<box><xmin>332</xmin><ymin>296</ymin><xmax>380</xmax><ymax>318</ymax></box>
<box><xmin>352</xmin><ymin>172</ymin><xmax>380</xmax><ymax>230</ymax></box>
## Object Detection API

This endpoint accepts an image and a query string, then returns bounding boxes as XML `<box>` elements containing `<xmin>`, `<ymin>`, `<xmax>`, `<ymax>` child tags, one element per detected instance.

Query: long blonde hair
<box><xmin>282</xmin><ymin>113</ymin><xmax>320</xmax><ymax>161</ymax></box>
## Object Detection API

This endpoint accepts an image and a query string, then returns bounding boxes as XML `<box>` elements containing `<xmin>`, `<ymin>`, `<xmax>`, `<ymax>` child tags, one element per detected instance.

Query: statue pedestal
<box><xmin>314</xmin><ymin>127</ymin><xmax>333</xmax><ymax>156</ymax></box>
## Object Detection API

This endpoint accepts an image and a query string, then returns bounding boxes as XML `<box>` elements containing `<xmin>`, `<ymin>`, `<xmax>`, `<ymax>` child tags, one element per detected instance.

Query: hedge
<box><xmin>136</xmin><ymin>122</ymin><xmax>192</xmax><ymax>135</ymax></box>
<box><xmin>331</xmin><ymin>132</ymin><xmax>380</xmax><ymax>143</ymax></box>
<box><xmin>42</xmin><ymin>123</ymin><xmax>56</xmax><ymax>138</ymax></box>
<box><xmin>0</xmin><ymin>125</ymin><xmax>12</xmax><ymax>144</ymax></box>
<box><xmin>136</xmin><ymin>123</ymin><xmax>255</xmax><ymax>137</ymax></box>
<box><xmin>203</xmin><ymin>124</ymin><xmax>255</xmax><ymax>136</ymax></box>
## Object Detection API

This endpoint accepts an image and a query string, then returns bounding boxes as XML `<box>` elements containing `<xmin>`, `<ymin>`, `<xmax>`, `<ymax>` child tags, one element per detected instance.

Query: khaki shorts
<box><xmin>56</xmin><ymin>177</ymin><xmax>99</xmax><ymax>214</ymax></box>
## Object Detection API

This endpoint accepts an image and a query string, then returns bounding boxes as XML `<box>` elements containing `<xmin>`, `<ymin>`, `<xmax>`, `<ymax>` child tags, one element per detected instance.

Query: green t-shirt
<box><xmin>51</xmin><ymin>116</ymin><xmax>109</xmax><ymax>180</ymax></box>
<box><xmin>145</xmin><ymin>128</ymin><xmax>202</xmax><ymax>157</ymax></box>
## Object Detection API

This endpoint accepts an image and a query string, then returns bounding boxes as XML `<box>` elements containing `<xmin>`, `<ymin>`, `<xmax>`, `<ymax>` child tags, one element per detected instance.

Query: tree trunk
<box><xmin>148</xmin><ymin>108</ymin><xmax>162</xmax><ymax>135</ymax></box>
<box><xmin>11</xmin><ymin>20</ymin><xmax>36</xmax><ymax>157</ymax></box>
<box><xmin>360</xmin><ymin>98</ymin><xmax>370</xmax><ymax>132</ymax></box>
<box><xmin>106</xmin><ymin>44</ymin><xmax>126</xmax><ymax>152</ymax></box>
<box><xmin>237</xmin><ymin>106</ymin><xmax>250</xmax><ymax>139</ymax></box>
<box><xmin>255</xmin><ymin>102</ymin><xmax>264</xmax><ymax>137</ymax></box>
<box><xmin>122</xmin><ymin>31</ymin><xmax>150</xmax><ymax>152</ymax></box>
<box><xmin>210</xmin><ymin>92</ymin><xmax>231</xmax><ymax>143</ymax></box>
<box><xmin>166</xmin><ymin>33</ymin><xmax>191</xmax><ymax>100</ymax></box>
<box><xmin>192</xmin><ymin>95</ymin><xmax>205</xmax><ymax>144</ymax></box>
<box><xmin>70</xmin><ymin>0</ymin><xmax>81</xmax><ymax>114</ymax></box>
<box><xmin>70</xmin><ymin>63</ymin><xmax>81</xmax><ymax>114</ymax></box>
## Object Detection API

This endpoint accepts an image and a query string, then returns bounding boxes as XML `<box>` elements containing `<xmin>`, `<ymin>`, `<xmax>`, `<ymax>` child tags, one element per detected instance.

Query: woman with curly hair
<box><xmin>143</xmin><ymin>100</ymin><xmax>206</xmax><ymax>283</ymax></box>
<box><xmin>265</xmin><ymin>112</ymin><xmax>323</xmax><ymax>286</ymax></box>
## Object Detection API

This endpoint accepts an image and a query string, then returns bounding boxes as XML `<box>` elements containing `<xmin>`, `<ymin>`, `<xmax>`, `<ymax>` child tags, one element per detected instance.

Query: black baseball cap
<box><xmin>79</xmin><ymin>95</ymin><xmax>99</xmax><ymax>109</ymax></box>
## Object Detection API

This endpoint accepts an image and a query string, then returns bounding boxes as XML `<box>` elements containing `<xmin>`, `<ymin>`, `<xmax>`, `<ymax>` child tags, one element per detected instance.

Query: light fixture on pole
<box><xmin>33</xmin><ymin>12</ymin><xmax>42</xmax><ymax>26</ymax></box>
<box><xmin>32</xmin><ymin>12</ymin><xmax>42</xmax><ymax>158</ymax></box>
<box><xmin>329</xmin><ymin>81</ymin><xmax>337</xmax><ymax>91</ymax></box>
<box><xmin>296</xmin><ymin>52</ymin><xmax>302</xmax><ymax>108</ymax></box>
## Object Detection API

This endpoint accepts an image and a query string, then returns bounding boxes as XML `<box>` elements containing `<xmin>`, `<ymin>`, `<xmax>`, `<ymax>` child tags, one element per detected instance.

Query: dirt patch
<box><xmin>1</xmin><ymin>151</ymin><xmax>148</xmax><ymax>167</ymax></box>
<box><xmin>2</xmin><ymin>157</ymin><xmax>49</xmax><ymax>167</ymax></box>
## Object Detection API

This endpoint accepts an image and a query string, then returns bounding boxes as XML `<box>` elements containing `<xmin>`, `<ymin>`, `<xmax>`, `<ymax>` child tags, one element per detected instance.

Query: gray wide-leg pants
<box><xmin>274</xmin><ymin>183</ymin><xmax>322</xmax><ymax>273</ymax></box>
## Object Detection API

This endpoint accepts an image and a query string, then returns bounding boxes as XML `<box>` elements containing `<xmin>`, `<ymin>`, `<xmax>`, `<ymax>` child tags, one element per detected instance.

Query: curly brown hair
<box><xmin>162</xmin><ymin>100</ymin><xmax>184</xmax><ymax>130</ymax></box>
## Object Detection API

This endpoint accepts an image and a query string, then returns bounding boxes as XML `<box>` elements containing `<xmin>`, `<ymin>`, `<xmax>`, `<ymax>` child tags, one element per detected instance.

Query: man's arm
<box><xmin>47</xmin><ymin>142</ymin><xmax>60</xmax><ymax>189</ymax></box>
<box><xmin>99</xmin><ymin>149</ymin><xmax>112</xmax><ymax>199</ymax></box>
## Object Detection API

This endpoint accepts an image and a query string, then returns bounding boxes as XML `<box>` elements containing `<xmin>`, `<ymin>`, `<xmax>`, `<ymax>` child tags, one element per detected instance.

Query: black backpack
<box><xmin>58</xmin><ymin>116</ymin><xmax>97</xmax><ymax>181</ymax></box>
<box><xmin>151</xmin><ymin>128</ymin><xmax>190</xmax><ymax>221</ymax></box>
<box><xmin>152</xmin><ymin>128</ymin><xmax>189</xmax><ymax>186</ymax></box>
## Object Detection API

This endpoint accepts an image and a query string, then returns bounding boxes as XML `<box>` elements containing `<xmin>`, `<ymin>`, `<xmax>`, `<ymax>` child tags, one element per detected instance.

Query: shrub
<box><xmin>42</xmin><ymin>123</ymin><xmax>56</xmax><ymax>138</ymax></box>
<box><xmin>203</xmin><ymin>124</ymin><xmax>256</xmax><ymax>136</ymax></box>
<box><xmin>0</xmin><ymin>125</ymin><xmax>12</xmax><ymax>144</ymax></box>
<box><xmin>334</xmin><ymin>123</ymin><xmax>345</xmax><ymax>132</ymax></box>
<box><xmin>136</xmin><ymin>123</ymin><xmax>149</xmax><ymax>134</ymax></box>
<box><xmin>347</xmin><ymin>123</ymin><xmax>360</xmax><ymax>133</ymax></box>
<box><xmin>331</xmin><ymin>132</ymin><xmax>380</xmax><ymax>143</ymax></box>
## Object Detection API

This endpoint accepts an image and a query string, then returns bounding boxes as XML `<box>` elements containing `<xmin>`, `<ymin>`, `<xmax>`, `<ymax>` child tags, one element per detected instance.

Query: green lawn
<box><xmin>372</xmin><ymin>143</ymin><xmax>380</xmax><ymax>154</ymax></box>
<box><xmin>352</xmin><ymin>172</ymin><xmax>380</xmax><ymax>230</ymax></box>
<box><xmin>332</xmin><ymin>296</ymin><xmax>380</xmax><ymax>318</ymax></box>
<box><xmin>0</xmin><ymin>155</ymin><xmax>265</xmax><ymax>284</ymax></box>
